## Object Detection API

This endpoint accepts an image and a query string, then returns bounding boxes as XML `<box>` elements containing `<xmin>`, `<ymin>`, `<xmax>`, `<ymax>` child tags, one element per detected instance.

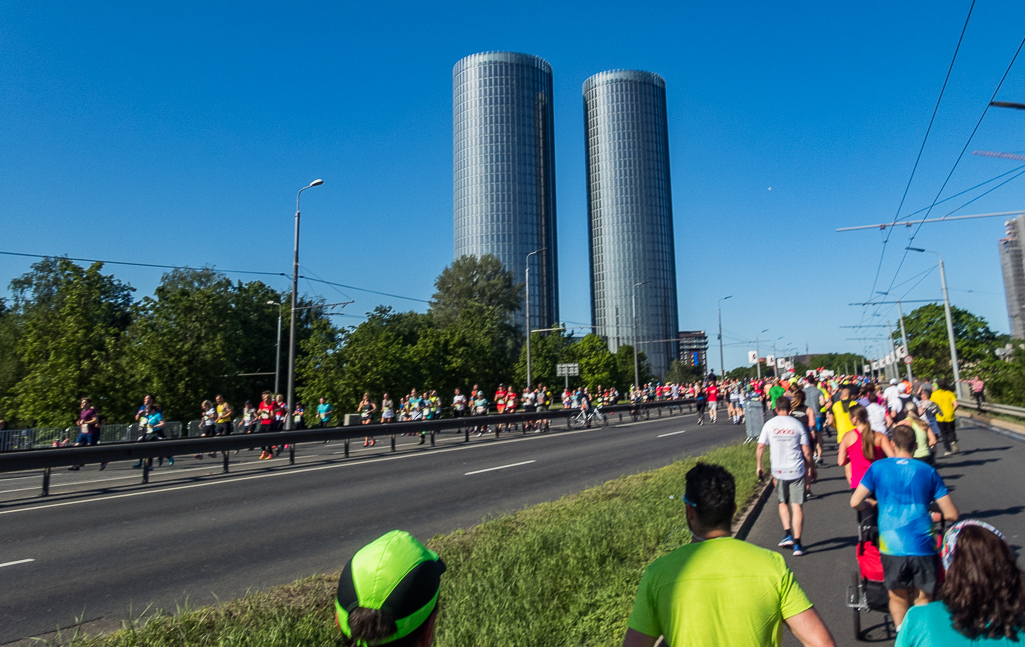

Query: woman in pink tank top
<box><xmin>838</xmin><ymin>404</ymin><xmax>894</xmax><ymax>488</ymax></box>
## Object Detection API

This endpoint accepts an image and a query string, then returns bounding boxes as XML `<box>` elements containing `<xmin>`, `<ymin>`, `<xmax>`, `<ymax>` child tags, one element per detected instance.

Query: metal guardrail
<box><xmin>0</xmin><ymin>399</ymin><xmax>696</xmax><ymax>497</ymax></box>
<box><xmin>956</xmin><ymin>398</ymin><xmax>1025</xmax><ymax>419</ymax></box>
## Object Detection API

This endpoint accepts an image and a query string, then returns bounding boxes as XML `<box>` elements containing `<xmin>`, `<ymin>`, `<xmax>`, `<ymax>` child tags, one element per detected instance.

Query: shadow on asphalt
<box><xmin>801</xmin><ymin>535</ymin><xmax>858</xmax><ymax>553</ymax></box>
<box><xmin>859</xmin><ymin>616</ymin><xmax>895</xmax><ymax>643</ymax></box>
<box><xmin>965</xmin><ymin>505</ymin><xmax>1025</xmax><ymax>520</ymax></box>
<box><xmin>959</xmin><ymin>445</ymin><xmax>1013</xmax><ymax>455</ymax></box>
<box><xmin>939</xmin><ymin>457</ymin><xmax>1001</xmax><ymax>469</ymax></box>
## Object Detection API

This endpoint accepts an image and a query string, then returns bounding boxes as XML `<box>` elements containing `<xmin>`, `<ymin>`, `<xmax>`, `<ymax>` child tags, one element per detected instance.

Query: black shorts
<box><xmin>881</xmin><ymin>554</ymin><xmax>939</xmax><ymax>595</ymax></box>
<box><xmin>215</xmin><ymin>422</ymin><xmax>232</xmax><ymax>436</ymax></box>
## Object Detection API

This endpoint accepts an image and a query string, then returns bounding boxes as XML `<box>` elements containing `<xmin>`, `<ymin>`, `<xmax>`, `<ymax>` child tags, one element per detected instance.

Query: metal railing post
<box><xmin>344</xmin><ymin>439</ymin><xmax>349</xmax><ymax>458</ymax></box>
<box><xmin>41</xmin><ymin>467</ymin><xmax>50</xmax><ymax>497</ymax></box>
<box><xmin>289</xmin><ymin>444</ymin><xmax>295</xmax><ymax>465</ymax></box>
<box><xmin>223</xmin><ymin>452</ymin><xmax>230</xmax><ymax>473</ymax></box>
<box><xmin>391</xmin><ymin>436</ymin><xmax>396</xmax><ymax>452</ymax></box>
<box><xmin>430</xmin><ymin>431</ymin><xmax>436</xmax><ymax>447</ymax></box>
<box><xmin>142</xmin><ymin>460</ymin><xmax>150</xmax><ymax>484</ymax></box>
<box><xmin>464</xmin><ymin>426</ymin><xmax>470</xmax><ymax>443</ymax></box>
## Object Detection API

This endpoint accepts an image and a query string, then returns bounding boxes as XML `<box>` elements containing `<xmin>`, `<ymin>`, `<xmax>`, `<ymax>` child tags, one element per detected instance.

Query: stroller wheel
<box><xmin>851</xmin><ymin>572</ymin><xmax>863</xmax><ymax>641</ymax></box>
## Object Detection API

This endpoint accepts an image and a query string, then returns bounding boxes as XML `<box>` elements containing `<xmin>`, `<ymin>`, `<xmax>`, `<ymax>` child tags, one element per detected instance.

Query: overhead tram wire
<box><xmin>878</xmin><ymin>32</ymin><xmax>1025</xmax><ymax>305</ymax></box>
<box><xmin>866</xmin><ymin>0</ymin><xmax>978</xmax><ymax>303</ymax></box>
<box><xmin>0</xmin><ymin>249</ymin><xmax>430</xmax><ymax>305</ymax></box>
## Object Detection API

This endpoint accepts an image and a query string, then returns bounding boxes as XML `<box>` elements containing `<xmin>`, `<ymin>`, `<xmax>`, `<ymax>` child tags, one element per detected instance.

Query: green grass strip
<box><xmin>64</xmin><ymin>442</ymin><xmax>757</xmax><ymax>647</ymax></box>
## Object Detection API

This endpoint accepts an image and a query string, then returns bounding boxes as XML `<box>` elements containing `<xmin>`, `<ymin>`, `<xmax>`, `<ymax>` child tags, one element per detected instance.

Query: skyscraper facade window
<box><xmin>583</xmin><ymin>70</ymin><xmax>679</xmax><ymax>379</ymax></box>
<box><xmin>453</xmin><ymin>51</ymin><xmax>558</xmax><ymax>332</ymax></box>
<box><xmin>999</xmin><ymin>215</ymin><xmax>1025</xmax><ymax>339</ymax></box>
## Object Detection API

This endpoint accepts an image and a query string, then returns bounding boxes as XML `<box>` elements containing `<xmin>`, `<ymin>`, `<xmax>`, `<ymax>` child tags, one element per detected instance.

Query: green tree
<box><xmin>429</xmin><ymin>254</ymin><xmax>523</xmax><ymax>329</ymax></box>
<box><xmin>513</xmin><ymin>326</ymin><xmax>575</xmax><ymax>390</ymax></box>
<box><xmin>442</xmin><ymin>301</ymin><xmax>517</xmax><ymax>394</ymax></box>
<box><xmin>10</xmin><ymin>258</ymin><xmax>134</xmax><ymax>426</ymax></box>
<box><xmin>898</xmin><ymin>304</ymin><xmax>998</xmax><ymax>382</ymax></box>
<box><xmin>572</xmin><ymin>334</ymin><xmax>619</xmax><ymax>392</ymax></box>
<box><xmin>0</xmin><ymin>298</ymin><xmax>25</xmax><ymax>425</ymax></box>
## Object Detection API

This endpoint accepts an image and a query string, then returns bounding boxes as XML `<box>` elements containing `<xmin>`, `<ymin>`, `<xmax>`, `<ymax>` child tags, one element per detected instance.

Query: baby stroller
<box><xmin>845</xmin><ymin>510</ymin><xmax>888</xmax><ymax>640</ymax></box>
<box><xmin>846</xmin><ymin>508</ymin><xmax>944</xmax><ymax>641</ymax></box>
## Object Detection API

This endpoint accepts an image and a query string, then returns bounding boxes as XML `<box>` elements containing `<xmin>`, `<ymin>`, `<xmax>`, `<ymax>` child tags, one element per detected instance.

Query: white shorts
<box><xmin>709</xmin><ymin>400</ymin><xmax>718</xmax><ymax>411</ymax></box>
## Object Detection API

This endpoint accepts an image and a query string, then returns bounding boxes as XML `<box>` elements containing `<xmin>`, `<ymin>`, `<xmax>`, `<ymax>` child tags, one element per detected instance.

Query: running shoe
<box><xmin>363</xmin><ymin>440</ymin><xmax>368</xmax><ymax>447</ymax></box>
<box><xmin>792</xmin><ymin>544</ymin><xmax>806</xmax><ymax>556</ymax></box>
<box><xmin>778</xmin><ymin>534</ymin><xmax>795</xmax><ymax>547</ymax></box>
<box><xmin>259</xmin><ymin>451</ymin><xmax>268</xmax><ymax>460</ymax></box>
<box><xmin>370</xmin><ymin>439</ymin><xmax>375</xmax><ymax>446</ymax></box>
<box><xmin>168</xmin><ymin>457</ymin><xmax>174</xmax><ymax>466</ymax></box>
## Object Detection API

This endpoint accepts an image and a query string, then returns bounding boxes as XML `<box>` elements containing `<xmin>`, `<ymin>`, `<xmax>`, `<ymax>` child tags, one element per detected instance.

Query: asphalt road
<box><xmin>746</xmin><ymin>418</ymin><xmax>1025</xmax><ymax>646</ymax></box>
<box><xmin>0</xmin><ymin>408</ymin><xmax>743</xmax><ymax>644</ymax></box>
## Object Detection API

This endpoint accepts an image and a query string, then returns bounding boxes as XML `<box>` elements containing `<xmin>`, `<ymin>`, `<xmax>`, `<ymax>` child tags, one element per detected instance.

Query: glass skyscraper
<box><xmin>584</xmin><ymin>70</ymin><xmax>679</xmax><ymax>380</ymax></box>
<box><xmin>453</xmin><ymin>51</ymin><xmax>558</xmax><ymax>332</ymax></box>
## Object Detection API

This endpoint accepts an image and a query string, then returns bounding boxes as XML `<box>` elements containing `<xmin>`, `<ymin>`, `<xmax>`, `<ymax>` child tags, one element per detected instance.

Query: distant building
<box><xmin>452</xmin><ymin>51</ymin><xmax>559</xmax><ymax>332</ymax></box>
<box><xmin>1000</xmin><ymin>216</ymin><xmax>1025</xmax><ymax>340</ymax></box>
<box><xmin>678</xmin><ymin>331</ymin><xmax>708</xmax><ymax>369</ymax></box>
<box><xmin>584</xmin><ymin>70</ymin><xmax>679</xmax><ymax>379</ymax></box>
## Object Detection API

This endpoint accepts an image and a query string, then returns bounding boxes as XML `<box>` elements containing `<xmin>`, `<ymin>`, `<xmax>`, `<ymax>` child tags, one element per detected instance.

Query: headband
<box><xmin>941</xmin><ymin>519</ymin><xmax>1007</xmax><ymax>572</ymax></box>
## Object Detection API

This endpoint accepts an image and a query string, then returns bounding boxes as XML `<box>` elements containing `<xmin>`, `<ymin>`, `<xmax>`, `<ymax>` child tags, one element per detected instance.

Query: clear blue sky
<box><xmin>2</xmin><ymin>1</ymin><xmax>1024</xmax><ymax>372</ymax></box>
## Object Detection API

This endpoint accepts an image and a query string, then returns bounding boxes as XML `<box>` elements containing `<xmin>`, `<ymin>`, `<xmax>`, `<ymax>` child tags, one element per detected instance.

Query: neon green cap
<box><xmin>336</xmin><ymin>530</ymin><xmax>446</xmax><ymax>645</ymax></box>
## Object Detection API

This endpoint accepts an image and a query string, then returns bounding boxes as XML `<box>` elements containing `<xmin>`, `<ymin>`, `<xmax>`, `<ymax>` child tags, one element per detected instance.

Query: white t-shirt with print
<box><xmin>758</xmin><ymin>414</ymin><xmax>809</xmax><ymax>480</ymax></box>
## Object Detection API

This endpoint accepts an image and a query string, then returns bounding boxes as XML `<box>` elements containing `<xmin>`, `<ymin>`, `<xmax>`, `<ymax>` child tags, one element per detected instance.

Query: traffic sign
<box><xmin>556</xmin><ymin>363</ymin><xmax>580</xmax><ymax>377</ymax></box>
<box><xmin>903</xmin><ymin>355</ymin><xmax>913</xmax><ymax>365</ymax></box>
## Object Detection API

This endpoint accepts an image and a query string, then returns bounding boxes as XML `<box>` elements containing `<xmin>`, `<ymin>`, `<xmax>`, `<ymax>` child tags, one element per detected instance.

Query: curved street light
<box><xmin>286</xmin><ymin>179</ymin><xmax>324</xmax><ymax>430</ymax></box>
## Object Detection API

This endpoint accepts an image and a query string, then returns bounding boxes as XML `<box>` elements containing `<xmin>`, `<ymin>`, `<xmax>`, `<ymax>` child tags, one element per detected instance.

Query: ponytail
<box><xmin>849</xmin><ymin>405</ymin><xmax>876</xmax><ymax>460</ymax></box>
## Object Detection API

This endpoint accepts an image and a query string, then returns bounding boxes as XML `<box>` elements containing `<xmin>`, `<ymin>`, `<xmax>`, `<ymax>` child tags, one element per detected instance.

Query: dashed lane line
<box><xmin>0</xmin><ymin>558</ymin><xmax>35</xmax><ymax>568</ymax></box>
<box><xmin>657</xmin><ymin>430</ymin><xmax>688</xmax><ymax>438</ymax></box>
<box><xmin>464</xmin><ymin>460</ymin><xmax>536</xmax><ymax>476</ymax></box>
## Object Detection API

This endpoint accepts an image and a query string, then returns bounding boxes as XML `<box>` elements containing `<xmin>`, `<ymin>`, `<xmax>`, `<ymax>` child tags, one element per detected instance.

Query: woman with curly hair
<box><xmin>896</xmin><ymin>520</ymin><xmax>1025</xmax><ymax>645</ymax></box>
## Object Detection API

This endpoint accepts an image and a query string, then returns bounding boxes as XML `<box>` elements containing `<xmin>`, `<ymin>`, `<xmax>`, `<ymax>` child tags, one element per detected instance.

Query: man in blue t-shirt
<box><xmin>850</xmin><ymin>424</ymin><xmax>958</xmax><ymax>631</ymax></box>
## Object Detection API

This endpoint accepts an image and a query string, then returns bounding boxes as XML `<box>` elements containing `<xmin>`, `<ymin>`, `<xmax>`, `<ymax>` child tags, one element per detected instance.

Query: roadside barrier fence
<box><xmin>0</xmin><ymin>399</ymin><xmax>696</xmax><ymax>497</ymax></box>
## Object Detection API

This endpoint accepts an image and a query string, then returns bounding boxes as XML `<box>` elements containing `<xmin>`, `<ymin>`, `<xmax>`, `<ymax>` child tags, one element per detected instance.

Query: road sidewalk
<box><xmin>745</xmin><ymin>418</ymin><xmax>1025</xmax><ymax>646</ymax></box>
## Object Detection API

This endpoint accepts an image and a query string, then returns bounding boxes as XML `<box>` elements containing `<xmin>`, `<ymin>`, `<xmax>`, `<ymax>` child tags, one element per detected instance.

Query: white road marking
<box><xmin>0</xmin><ymin>558</ymin><xmax>35</xmax><ymax>568</ymax></box>
<box><xmin>464</xmin><ymin>460</ymin><xmax>536</xmax><ymax>476</ymax></box>
<box><xmin>0</xmin><ymin>423</ymin><xmax>618</xmax><ymax>516</ymax></box>
<box><xmin>657</xmin><ymin>430</ymin><xmax>688</xmax><ymax>438</ymax></box>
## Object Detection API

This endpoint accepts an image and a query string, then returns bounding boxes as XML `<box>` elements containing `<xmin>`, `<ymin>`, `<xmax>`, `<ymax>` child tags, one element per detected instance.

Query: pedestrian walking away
<box><xmin>757</xmin><ymin>396</ymin><xmax>817</xmax><ymax>556</ymax></box>
<box><xmin>622</xmin><ymin>463</ymin><xmax>836</xmax><ymax>647</ymax></box>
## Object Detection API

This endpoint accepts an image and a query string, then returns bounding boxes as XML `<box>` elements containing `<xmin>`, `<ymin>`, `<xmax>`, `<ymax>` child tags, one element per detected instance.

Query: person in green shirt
<box><xmin>768</xmin><ymin>379</ymin><xmax>786</xmax><ymax>412</ymax></box>
<box><xmin>623</xmin><ymin>463</ymin><xmax>835</xmax><ymax>647</ymax></box>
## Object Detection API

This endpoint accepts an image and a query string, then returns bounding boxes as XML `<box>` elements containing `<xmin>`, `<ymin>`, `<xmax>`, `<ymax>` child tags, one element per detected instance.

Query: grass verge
<box><xmin>63</xmin><ymin>442</ymin><xmax>757</xmax><ymax>647</ymax></box>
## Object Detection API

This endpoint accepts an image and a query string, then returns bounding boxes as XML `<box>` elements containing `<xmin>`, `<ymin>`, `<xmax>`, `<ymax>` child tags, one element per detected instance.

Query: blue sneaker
<box><xmin>792</xmin><ymin>543</ymin><xmax>806</xmax><ymax>556</ymax></box>
<box><xmin>168</xmin><ymin>457</ymin><xmax>175</xmax><ymax>466</ymax></box>
<box><xmin>778</xmin><ymin>534</ymin><xmax>794</xmax><ymax>547</ymax></box>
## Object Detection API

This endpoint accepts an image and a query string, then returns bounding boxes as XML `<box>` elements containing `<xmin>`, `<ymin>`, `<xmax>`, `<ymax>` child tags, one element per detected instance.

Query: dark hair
<box><xmin>684</xmin><ymin>463</ymin><xmax>735</xmax><ymax>531</ymax></box>
<box><xmin>345</xmin><ymin>606</ymin><xmax>436</xmax><ymax>647</ymax></box>
<box><xmin>775</xmin><ymin>396</ymin><xmax>791</xmax><ymax>413</ymax></box>
<box><xmin>890</xmin><ymin>424</ymin><xmax>916</xmax><ymax>453</ymax></box>
<box><xmin>938</xmin><ymin>379</ymin><xmax>952</xmax><ymax>391</ymax></box>
<box><xmin>939</xmin><ymin>525</ymin><xmax>1025</xmax><ymax>640</ymax></box>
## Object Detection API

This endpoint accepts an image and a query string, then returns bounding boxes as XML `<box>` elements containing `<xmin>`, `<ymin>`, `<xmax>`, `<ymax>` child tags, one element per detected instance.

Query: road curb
<box><xmin>733</xmin><ymin>478</ymin><xmax>773</xmax><ymax>541</ymax></box>
<box><xmin>957</xmin><ymin>410</ymin><xmax>1025</xmax><ymax>441</ymax></box>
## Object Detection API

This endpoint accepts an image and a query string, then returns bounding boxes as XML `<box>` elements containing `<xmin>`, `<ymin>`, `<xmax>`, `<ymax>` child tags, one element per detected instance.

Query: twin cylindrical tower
<box><xmin>453</xmin><ymin>53</ymin><xmax>678</xmax><ymax>380</ymax></box>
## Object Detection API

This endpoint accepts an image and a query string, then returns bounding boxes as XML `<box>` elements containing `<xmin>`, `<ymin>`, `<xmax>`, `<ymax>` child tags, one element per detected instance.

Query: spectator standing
<box><xmin>965</xmin><ymin>376</ymin><xmax>985</xmax><ymax>411</ymax></box>
<box><xmin>757</xmin><ymin>396</ymin><xmax>816</xmax><ymax>556</ymax></box>
<box><xmin>930</xmin><ymin>380</ymin><xmax>959</xmax><ymax>455</ymax></box>
<box><xmin>622</xmin><ymin>463</ymin><xmax>835</xmax><ymax>647</ymax></box>
<box><xmin>358</xmin><ymin>393</ymin><xmax>376</xmax><ymax>447</ymax></box>
<box><xmin>850</xmin><ymin>424</ymin><xmax>959</xmax><ymax>631</ymax></box>
<box><xmin>896</xmin><ymin>520</ymin><xmax>1025</xmax><ymax>646</ymax></box>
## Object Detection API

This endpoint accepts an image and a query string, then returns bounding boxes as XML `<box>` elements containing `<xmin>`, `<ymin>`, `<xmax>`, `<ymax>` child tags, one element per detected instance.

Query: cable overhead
<box><xmin>878</xmin><ymin>31</ymin><xmax>1025</xmax><ymax>306</ymax></box>
<box><xmin>0</xmin><ymin>250</ymin><xmax>430</xmax><ymax>305</ymax></box>
<box><xmin>866</xmin><ymin>0</ymin><xmax>978</xmax><ymax>303</ymax></box>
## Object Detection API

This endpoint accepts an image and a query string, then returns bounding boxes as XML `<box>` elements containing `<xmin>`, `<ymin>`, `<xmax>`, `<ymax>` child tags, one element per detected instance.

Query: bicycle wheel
<box><xmin>570</xmin><ymin>411</ymin><xmax>586</xmax><ymax>429</ymax></box>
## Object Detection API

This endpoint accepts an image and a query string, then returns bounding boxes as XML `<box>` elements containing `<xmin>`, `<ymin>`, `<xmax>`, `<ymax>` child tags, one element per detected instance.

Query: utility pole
<box><xmin>897</xmin><ymin>300</ymin><xmax>913</xmax><ymax>382</ymax></box>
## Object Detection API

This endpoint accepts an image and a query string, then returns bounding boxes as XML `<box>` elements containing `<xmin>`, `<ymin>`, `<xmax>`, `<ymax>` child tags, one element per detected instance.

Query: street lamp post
<box><xmin>286</xmin><ymin>179</ymin><xmax>323</xmax><ymax>431</ymax></box>
<box><xmin>755</xmin><ymin>329</ymin><xmax>768</xmax><ymax>379</ymax></box>
<box><xmin>717</xmin><ymin>296</ymin><xmax>732</xmax><ymax>379</ymax></box>
<box><xmin>907</xmin><ymin>247</ymin><xmax>962</xmax><ymax>397</ymax></box>
<box><xmin>632</xmin><ymin>280</ymin><xmax>651</xmax><ymax>388</ymax></box>
<box><xmin>267</xmin><ymin>300</ymin><xmax>283</xmax><ymax>394</ymax></box>
<box><xmin>897</xmin><ymin>300</ymin><xmax>913</xmax><ymax>382</ymax></box>
<box><xmin>525</xmin><ymin>248</ymin><xmax>545</xmax><ymax>391</ymax></box>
